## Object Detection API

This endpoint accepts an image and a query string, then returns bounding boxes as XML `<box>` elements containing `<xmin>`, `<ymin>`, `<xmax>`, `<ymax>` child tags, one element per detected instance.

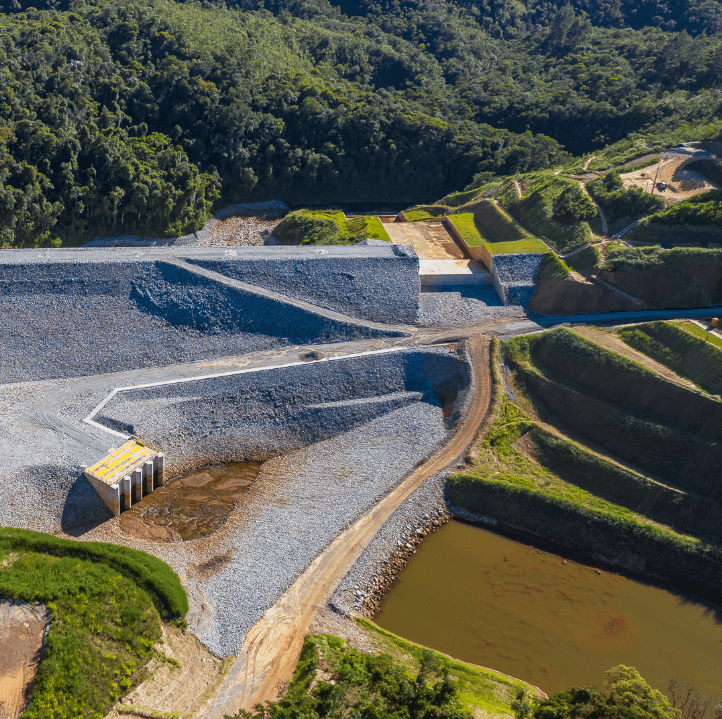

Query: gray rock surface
<box><xmin>490</xmin><ymin>253</ymin><xmax>545</xmax><ymax>307</ymax></box>
<box><xmin>0</xmin><ymin>249</ymin><xmax>409</xmax><ymax>383</ymax></box>
<box><xmin>95</xmin><ymin>347</ymin><xmax>470</xmax><ymax>473</ymax></box>
<box><xmin>419</xmin><ymin>289</ymin><xmax>522</xmax><ymax>326</ymax></box>
<box><xmin>188</xmin><ymin>243</ymin><xmax>419</xmax><ymax>324</ymax></box>
<box><xmin>197</xmin><ymin>401</ymin><xmax>450</xmax><ymax>655</ymax></box>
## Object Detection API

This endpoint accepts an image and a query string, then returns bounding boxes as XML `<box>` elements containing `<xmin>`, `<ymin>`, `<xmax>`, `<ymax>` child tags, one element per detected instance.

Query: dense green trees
<box><xmin>239</xmin><ymin>636</ymin><xmax>473</xmax><ymax>719</ymax></box>
<box><xmin>533</xmin><ymin>666</ymin><xmax>680</xmax><ymax>719</ymax></box>
<box><xmin>0</xmin><ymin>0</ymin><xmax>720</xmax><ymax>246</ymax></box>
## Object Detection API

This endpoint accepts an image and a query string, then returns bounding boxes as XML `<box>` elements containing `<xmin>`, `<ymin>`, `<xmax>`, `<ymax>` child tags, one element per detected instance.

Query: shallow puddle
<box><xmin>119</xmin><ymin>461</ymin><xmax>261</xmax><ymax>542</ymax></box>
<box><xmin>375</xmin><ymin>521</ymin><xmax>722</xmax><ymax>700</ymax></box>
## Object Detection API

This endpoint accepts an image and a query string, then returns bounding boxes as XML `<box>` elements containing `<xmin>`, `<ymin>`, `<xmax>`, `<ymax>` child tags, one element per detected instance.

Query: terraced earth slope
<box><xmin>616</xmin><ymin>321</ymin><xmax>722</xmax><ymax>397</ymax></box>
<box><xmin>449</xmin><ymin>328</ymin><xmax>722</xmax><ymax>602</ymax></box>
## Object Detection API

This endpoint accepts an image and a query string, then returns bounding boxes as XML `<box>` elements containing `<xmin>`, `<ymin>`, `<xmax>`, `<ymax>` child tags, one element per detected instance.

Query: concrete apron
<box><xmin>418</xmin><ymin>259</ymin><xmax>491</xmax><ymax>288</ymax></box>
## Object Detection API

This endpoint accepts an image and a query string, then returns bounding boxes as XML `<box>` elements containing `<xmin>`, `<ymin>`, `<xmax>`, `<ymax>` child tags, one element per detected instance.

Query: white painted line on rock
<box><xmin>83</xmin><ymin>346</ymin><xmax>412</xmax><ymax>437</ymax></box>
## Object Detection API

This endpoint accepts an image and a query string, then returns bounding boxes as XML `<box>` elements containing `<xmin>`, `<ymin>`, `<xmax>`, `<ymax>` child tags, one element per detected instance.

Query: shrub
<box><xmin>587</xmin><ymin>171</ymin><xmax>665</xmax><ymax>222</ymax></box>
<box><xmin>0</xmin><ymin>527</ymin><xmax>188</xmax><ymax>619</ymax></box>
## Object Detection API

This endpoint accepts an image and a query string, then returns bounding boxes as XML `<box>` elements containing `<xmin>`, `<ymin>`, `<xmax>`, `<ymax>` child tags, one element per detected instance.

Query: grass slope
<box><xmin>238</xmin><ymin>621</ymin><xmax>531</xmax><ymax>719</ymax></box>
<box><xmin>0</xmin><ymin>527</ymin><xmax>187</xmax><ymax>619</ymax></box>
<box><xmin>499</xmin><ymin>174</ymin><xmax>594</xmax><ymax>255</ymax></box>
<box><xmin>448</xmin><ymin>327</ymin><xmax>722</xmax><ymax>600</ymax></box>
<box><xmin>501</xmin><ymin>329</ymin><xmax>722</xmax><ymax>494</ymax></box>
<box><xmin>617</xmin><ymin>321</ymin><xmax>722</xmax><ymax>395</ymax></box>
<box><xmin>600</xmin><ymin>245</ymin><xmax>722</xmax><ymax>308</ymax></box>
<box><xmin>272</xmin><ymin>210</ymin><xmax>391</xmax><ymax>244</ymax></box>
<box><xmin>0</xmin><ymin>545</ymin><xmax>166</xmax><ymax>718</ymax></box>
<box><xmin>449</xmin><ymin>201</ymin><xmax>548</xmax><ymax>254</ymax></box>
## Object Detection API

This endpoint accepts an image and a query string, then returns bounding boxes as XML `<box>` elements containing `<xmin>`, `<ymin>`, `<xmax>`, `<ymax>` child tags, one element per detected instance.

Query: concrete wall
<box><xmin>84</xmin><ymin>474</ymin><xmax>121</xmax><ymax>517</ymax></box>
<box><xmin>441</xmin><ymin>222</ymin><xmax>544</xmax><ymax>306</ymax></box>
<box><xmin>188</xmin><ymin>244</ymin><xmax>419</xmax><ymax>324</ymax></box>
<box><xmin>442</xmin><ymin>217</ymin><xmax>489</xmax><ymax>264</ymax></box>
<box><xmin>0</xmin><ymin>248</ymin><xmax>406</xmax><ymax>383</ymax></box>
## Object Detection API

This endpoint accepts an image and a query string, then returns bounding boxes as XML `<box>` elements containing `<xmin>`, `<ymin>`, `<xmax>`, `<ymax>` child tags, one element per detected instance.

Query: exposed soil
<box><xmin>119</xmin><ymin>462</ymin><xmax>261</xmax><ymax>542</ymax></box>
<box><xmin>198</xmin><ymin>214</ymin><xmax>281</xmax><ymax>246</ymax></box>
<box><xmin>0</xmin><ymin>601</ymin><xmax>50</xmax><ymax>719</ymax></box>
<box><xmin>385</xmin><ymin>221</ymin><xmax>469</xmax><ymax>259</ymax></box>
<box><xmin>620</xmin><ymin>153</ymin><xmax>717</xmax><ymax>203</ymax></box>
<box><xmin>529</xmin><ymin>266</ymin><xmax>649</xmax><ymax>315</ymax></box>
<box><xmin>106</xmin><ymin>624</ymin><xmax>230</xmax><ymax>719</ymax></box>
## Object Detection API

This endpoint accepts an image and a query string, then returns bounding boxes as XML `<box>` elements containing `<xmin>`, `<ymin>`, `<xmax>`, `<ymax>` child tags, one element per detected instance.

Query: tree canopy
<box><xmin>0</xmin><ymin>0</ymin><xmax>720</xmax><ymax>246</ymax></box>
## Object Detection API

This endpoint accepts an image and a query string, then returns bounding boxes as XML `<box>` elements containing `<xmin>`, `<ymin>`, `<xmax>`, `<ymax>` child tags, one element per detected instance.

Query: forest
<box><xmin>0</xmin><ymin>0</ymin><xmax>720</xmax><ymax>245</ymax></box>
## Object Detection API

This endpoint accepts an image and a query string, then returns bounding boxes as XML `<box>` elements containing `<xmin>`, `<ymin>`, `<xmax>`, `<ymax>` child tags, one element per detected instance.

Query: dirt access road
<box><xmin>205</xmin><ymin>335</ymin><xmax>493</xmax><ymax>718</ymax></box>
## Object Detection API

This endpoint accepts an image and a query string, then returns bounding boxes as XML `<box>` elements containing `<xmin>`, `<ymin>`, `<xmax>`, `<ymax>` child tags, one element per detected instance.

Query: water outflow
<box><xmin>375</xmin><ymin>521</ymin><xmax>722</xmax><ymax>701</ymax></box>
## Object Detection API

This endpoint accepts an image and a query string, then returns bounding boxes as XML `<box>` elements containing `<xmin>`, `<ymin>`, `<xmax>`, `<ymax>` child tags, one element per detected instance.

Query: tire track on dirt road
<box><xmin>205</xmin><ymin>335</ymin><xmax>493</xmax><ymax>718</ymax></box>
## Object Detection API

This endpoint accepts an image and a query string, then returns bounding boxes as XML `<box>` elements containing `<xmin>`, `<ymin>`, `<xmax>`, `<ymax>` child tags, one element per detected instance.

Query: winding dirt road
<box><xmin>206</xmin><ymin>335</ymin><xmax>493</xmax><ymax>718</ymax></box>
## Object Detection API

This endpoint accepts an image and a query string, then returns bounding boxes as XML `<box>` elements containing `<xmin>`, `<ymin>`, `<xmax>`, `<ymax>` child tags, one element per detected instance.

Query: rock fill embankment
<box><xmin>490</xmin><ymin>253</ymin><xmax>545</xmax><ymax>306</ymax></box>
<box><xmin>188</xmin><ymin>243</ymin><xmax>419</xmax><ymax>324</ymax></box>
<box><xmin>0</xmin><ymin>248</ymin><xmax>409</xmax><ymax>384</ymax></box>
<box><xmin>95</xmin><ymin>347</ymin><xmax>472</xmax><ymax>473</ymax></box>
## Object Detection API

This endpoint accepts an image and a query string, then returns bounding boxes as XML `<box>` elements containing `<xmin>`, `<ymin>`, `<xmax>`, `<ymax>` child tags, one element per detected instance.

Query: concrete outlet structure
<box><xmin>84</xmin><ymin>440</ymin><xmax>165</xmax><ymax>517</ymax></box>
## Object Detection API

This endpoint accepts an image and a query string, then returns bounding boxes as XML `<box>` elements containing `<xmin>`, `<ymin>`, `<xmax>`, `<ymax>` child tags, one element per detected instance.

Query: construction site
<box><xmin>1</xmin><ymin>166</ymin><xmax>721</xmax><ymax>718</ymax></box>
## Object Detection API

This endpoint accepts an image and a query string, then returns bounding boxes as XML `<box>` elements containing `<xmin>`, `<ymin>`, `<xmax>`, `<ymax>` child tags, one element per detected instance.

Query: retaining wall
<box><xmin>490</xmin><ymin>253</ymin><xmax>546</xmax><ymax>306</ymax></box>
<box><xmin>0</xmin><ymin>249</ymin><xmax>406</xmax><ymax>384</ymax></box>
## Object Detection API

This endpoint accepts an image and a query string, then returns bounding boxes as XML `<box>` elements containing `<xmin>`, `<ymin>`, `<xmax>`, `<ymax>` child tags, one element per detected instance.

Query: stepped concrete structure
<box><xmin>83</xmin><ymin>440</ymin><xmax>165</xmax><ymax>517</ymax></box>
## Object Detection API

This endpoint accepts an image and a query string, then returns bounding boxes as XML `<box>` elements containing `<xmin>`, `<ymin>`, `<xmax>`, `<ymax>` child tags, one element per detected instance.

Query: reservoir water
<box><xmin>375</xmin><ymin>521</ymin><xmax>722</xmax><ymax>699</ymax></box>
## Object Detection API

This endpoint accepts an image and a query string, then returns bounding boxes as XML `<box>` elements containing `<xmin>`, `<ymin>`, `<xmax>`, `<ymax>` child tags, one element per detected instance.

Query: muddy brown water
<box><xmin>119</xmin><ymin>462</ymin><xmax>261</xmax><ymax>542</ymax></box>
<box><xmin>375</xmin><ymin>521</ymin><xmax>722</xmax><ymax>700</ymax></box>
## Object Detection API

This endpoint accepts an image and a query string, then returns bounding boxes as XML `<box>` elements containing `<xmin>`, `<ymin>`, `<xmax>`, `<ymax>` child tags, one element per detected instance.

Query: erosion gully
<box><xmin>375</xmin><ymin>521</ymin><xmax>722</xmax><ymax>702</ymax></box>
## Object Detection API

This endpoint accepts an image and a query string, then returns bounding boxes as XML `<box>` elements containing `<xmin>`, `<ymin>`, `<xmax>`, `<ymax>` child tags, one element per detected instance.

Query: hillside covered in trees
<box><xmin>0</xmin><ymin>0</ymin><xmax>721</xmax><ymax>246</ymax></box>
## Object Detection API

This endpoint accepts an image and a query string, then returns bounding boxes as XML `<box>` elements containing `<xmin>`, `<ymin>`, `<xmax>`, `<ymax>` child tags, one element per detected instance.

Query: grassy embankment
<box><xmin>600</xmin><ymin>245</ymin><xmax>722</xmax><ymax>307</ymax></box>
<box><xmin>238</xmin><ymin>620</ymin><xmax>531</xmax><ymax>719</ymax></box>
<box><xmin>617</xmin><ymin>320</ymin><xmax>722</xmax><ymax>395</ymax></box>
<box><xmin>496</xmin><ymin>173</ymin><xmax>594</xmax><ymax>255</ymax></box>
<box><xmin>405</xmin><ymin>172</ymin><xmax>594</xmax><ymax>255</ymax></box>
<box><xmin>447</xmin><ymin>200</ymin><xmax>548</xmax><ymax>255</ymax></box>
<box><xmin>403</xmin><ymin>205</ymin><xmax>448</xmax><ymax>221</ymax></box>
<box><xmin>626</xmin><ymin>187</ymin><xmax>722</xmax><ymax>244</ymax></box>
<box><xmin>448</xmin><ymin>328</ymin><xmax>722</xmax><ymax>600</ymax></box>
<box><xmin>272</xmin><ymin>210</ymin><xmax>391</xmax><ymax>245</ymax></box>
<box><xmin>0</xmin><ymin>527</ymin><xmax>188</xmax><ymax>718</ymax></box>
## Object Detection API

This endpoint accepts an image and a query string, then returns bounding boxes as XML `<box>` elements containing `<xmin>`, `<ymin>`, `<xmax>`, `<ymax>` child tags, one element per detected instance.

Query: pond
<box><xmin>375</xmin><ymin>521</ymin><xmax>722</xmax><ymax>700</ymax></box>
<box><xmin>119</xmin><ymin>461</ymin><xmax>262</xmax><ymax>542</ymax></box>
